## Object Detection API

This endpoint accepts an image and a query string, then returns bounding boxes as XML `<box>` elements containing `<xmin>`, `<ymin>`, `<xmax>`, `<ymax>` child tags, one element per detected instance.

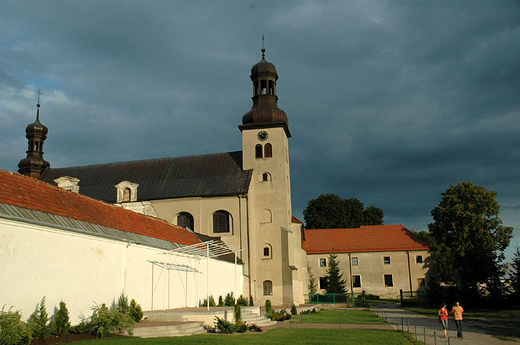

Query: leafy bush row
<box><xmin>202</xmin><ymin>293</ymin><xmax>254</xmax><ymax>307</ymax></box>
<box><xmin>0</xmin><ymin>293</ymin><xmax>143</xmax><ymax>344</ymax></box>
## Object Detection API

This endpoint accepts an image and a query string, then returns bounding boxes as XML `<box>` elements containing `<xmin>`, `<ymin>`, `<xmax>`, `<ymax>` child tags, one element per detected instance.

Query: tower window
<box><xmin>177</xmin><ymin>212</ymin><xmax>194</xmax><ymax>231</ymax></box>
<box><xmin>262</xmin><ymin>244</ymin><xmax>272</xmax><ymax>259</ymax></box>
<box><xmin>255</xmin><ymin>144</ymin><xmax>263</xmax><ymax>158</ymax></box>
<box><xmin>263</xmin><ymin>280</ymin><xmax>273</xmax><ymax>295</ymax></box>
<box><xmin>264</xmin><ymin>143</ymin><xmax>272</xmax><ymax>157</ymax></box>
<box><xmin>213</xmin><ymin>210</ymin><xmax>231</xmax><ymax>233</ymax></box>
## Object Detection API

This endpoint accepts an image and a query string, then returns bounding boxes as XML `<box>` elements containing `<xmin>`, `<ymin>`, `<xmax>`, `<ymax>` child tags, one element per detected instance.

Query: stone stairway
<box><xmin>241</xmin><ymin>307</ymin><xmax>277</xmax><ymax>327</ymax></box>
<box><xmin>133</xmin><ymin>321</ymin><xmax>206</xmax><ymax>338</ymax></box>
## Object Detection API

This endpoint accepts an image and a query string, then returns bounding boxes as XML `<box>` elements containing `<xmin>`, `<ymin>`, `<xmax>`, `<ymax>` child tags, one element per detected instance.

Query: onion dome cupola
<box><xmin>239</xmin><ymin>48</ymin><xmax>291</xmax><ymax>137</ymax></box>
<box><xmin>18</xmin><ymin>92</ymin><xmax>50</xmax><ymax>178</ymax></box>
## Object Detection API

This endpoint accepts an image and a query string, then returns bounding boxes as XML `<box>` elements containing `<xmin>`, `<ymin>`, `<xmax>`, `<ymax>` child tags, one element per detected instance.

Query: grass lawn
<box><xmin>68</xmin><ymin>329</ymin><xmax>421</xmax><ymax>345</ymax></box>
<box><xmin>405</xmin><ymin>306</ymin><xmax>520</xmax><ymax>340</ymax></box>
<box><xmin>290</xmin><ymin>308</ymin><xmax>388</xmax><ymax>325</ymax></box>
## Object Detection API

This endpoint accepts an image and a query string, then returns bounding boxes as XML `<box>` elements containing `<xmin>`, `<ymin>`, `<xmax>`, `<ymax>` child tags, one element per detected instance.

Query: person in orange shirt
<box><xmin>451</xmin><ymin>301</ymin><xmax>464</xmax><ymax>338</ymax></box>
<box><xmin>438</xmin><ymin>303</ymin><xmax>449</xmax><ymax>338</ymax></box>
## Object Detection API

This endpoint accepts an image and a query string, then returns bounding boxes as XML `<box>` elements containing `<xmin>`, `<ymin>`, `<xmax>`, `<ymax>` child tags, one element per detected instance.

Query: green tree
<box><xmin>428</xmin><ymin>182</ymin><xmax>513</xmax><ymax>297</ymax></box>
<box><xmin>509</xmin><ymin>247</ymin><xmax>520</xmax><ymax>305</ymax></box>
<box><xmin>27</xmin><ymin>297</ymin><xmax>50</xmax><ymax>340</ymax></box>
<box><xmin>303</xmin><ymin>194</ymin><xmax>383</xmax><ymax>229</ymax></box>
<box><xmin>307</xmin><ymin>264</ymin><xmax>317</xmax><ymax>294</ymax></box>
<box><xmin>50</xmin><ymin>301</ymin><xmax>70</xmax><ymax>336</ymax></box>
<box><xmin>325</xmin><ymin>253</ymin><xmax>347</xmax><ymax>294</ymax></box>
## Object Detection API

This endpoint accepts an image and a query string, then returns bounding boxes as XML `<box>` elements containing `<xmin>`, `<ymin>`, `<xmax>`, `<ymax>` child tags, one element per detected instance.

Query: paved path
<box><xmin>375</xmin><ymin>303</ymin><xmax>518</xmax><ymax>344</ymax></box>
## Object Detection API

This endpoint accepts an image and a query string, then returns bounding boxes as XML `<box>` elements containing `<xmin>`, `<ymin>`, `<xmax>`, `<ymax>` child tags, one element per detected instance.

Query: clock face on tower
<box><xmin>257</xmin><ymin>130</ymin><xmax>268</xmax><ymax>141</ymax></box>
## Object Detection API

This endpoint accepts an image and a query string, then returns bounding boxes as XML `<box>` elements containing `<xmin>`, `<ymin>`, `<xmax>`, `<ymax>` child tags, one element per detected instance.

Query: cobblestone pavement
<box><xmin>374</xmin><ymin>303</ymin><xmax>518</xmax><ymax>345</ymax></box>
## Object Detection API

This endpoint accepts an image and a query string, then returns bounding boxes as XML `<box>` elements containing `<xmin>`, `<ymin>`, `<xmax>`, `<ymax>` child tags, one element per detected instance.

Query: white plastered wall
<box><xmin>0</xmin><ymin>218</ymin><xmax>243</xmax><ymax>324</ymax></box>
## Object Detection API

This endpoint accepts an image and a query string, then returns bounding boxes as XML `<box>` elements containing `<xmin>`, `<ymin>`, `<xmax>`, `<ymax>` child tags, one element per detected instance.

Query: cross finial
<box><xmin>261</xmin><ymin>34</ymin><xmax>265</xmax><ymax>59</ymax></box>
<box><xmin>37</xmin><ymin>89</ymin><xmax>42</xmax><ymax>107</ymax></box>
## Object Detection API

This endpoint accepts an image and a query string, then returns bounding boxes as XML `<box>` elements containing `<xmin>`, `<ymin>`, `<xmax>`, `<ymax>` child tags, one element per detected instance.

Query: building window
<box><xmin>319</xmin><ymin>277</ymin><xmax>328</xmax><ymax>290</ymax></box>
<box><xmin>353</xmin><ymin>275</ymin><xmax>361</xmax><ymax>288</ymax></box>
<box><xmin>177</xmin><ymin>212</ymin><xmax>194</xmax><ymax>230</ymax></box>
<box><xmin>384</xmin><ymin>274</ymin><xmax>393</xmax><ymax>287</ymax></box>
<box><xmin>384</xmin><ymin>256</ymin><xmax>391</xmax><ymax>265</ymax></box>
<box><xmin>255</xmin><ymin>144</ymin><xmax>263</xmax><ymax>158</ymax></box>
<box><xmin>416</xmin><ymin>255</ymin><xmax>423</xmax><ymax>264</ymax></box>
<box><xmin>264</xmin><ymin>143</ymin><xmax>272</xmax><ymax>157</ymax></box>
<box><xmin>263</xmin><ymin>280</ymin><xmax>273</xmax><ymax>295</ymax></box>
<box><xmin>262</xmin><ymin>172</ymin><xmax>272</xmax><ymax>182</ymax></box>
<box><xmin>122</xmin><ymin>188</ymin><xmax>131</xmax><ymax>202</ymax></box>
<box><xmin>320</xmin><ymin>258</ymin><xmax>327</xmax><ymax>267</ymax></box>
<box><xmin>115</xmin><ymin>181</ymin><xmax>139</xmax><ymax>203</ymax></box>
<box><xmin>352</xmin><ymin>257</ymin><xmax>358</xmax><ymax>266</ymax></box>
<box><xmin>213</xmin><ymin>210</ymin><xmax>231</xmax><ymax>233</ymax></box>
<box><xmin>262</xmin><ymin>244</ymin><xmax>272</xmax><ymax>259</ymax></box>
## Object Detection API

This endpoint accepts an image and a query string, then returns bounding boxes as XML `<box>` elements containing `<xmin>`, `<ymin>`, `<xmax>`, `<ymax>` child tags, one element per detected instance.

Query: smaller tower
<box><xmin>18</xmin><ymin>91</ymin><xmax>50</xmax><ymax>178</ymax></box>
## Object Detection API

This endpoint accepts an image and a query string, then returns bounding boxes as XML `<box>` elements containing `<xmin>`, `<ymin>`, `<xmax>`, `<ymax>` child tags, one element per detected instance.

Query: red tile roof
<box><xmin>302</xmin><ymin>225</ymin><xmax>430</xmax><ymax>254</ymax></box>
<box><xmin>0</xmin><ymin>169</ymin><xmax>201</xmax><ymax>246</ymax></box>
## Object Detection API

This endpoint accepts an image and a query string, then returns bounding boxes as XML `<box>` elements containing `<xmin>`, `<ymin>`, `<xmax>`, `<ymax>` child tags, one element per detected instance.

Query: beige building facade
<box><xmin>304</xmin><ymin>225</ymin><xmax>432</xmax><ymax>299</ymax></box>
<box><xmin>28</xmin><ymin>49</ymin><xmax>308</xmax><ymax>307</ymax></box>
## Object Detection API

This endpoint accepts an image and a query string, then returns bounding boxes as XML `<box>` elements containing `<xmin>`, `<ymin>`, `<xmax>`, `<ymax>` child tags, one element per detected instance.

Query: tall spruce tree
<box><xmin>325</xmin><ymin>253</ymin><xmax>347</xmax><ymax>294</ymax></box>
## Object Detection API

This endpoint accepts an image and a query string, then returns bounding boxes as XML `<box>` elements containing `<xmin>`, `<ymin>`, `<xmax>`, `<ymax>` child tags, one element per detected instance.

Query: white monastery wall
<box><xmin>0</xmin><ymin>218</ymin><xmax>243</xmax><ymax>324</ymax></box>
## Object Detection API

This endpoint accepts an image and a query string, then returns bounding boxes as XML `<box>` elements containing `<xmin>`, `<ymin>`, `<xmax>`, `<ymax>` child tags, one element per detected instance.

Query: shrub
<box><xmin>0</xmin><ymin>306</ymin><xmax>31</xmax><ymax>345</ymax></box>
<box><xmin>27</xmin><ymin>297</ymin><xmax>50</xmax><ymax>340</ymax></box>
<box><xmin>234</xmin><ymin>304</ymin><xmax>241</xmax><ymax>323</ymax></box>
<box><xmin>129</xmin><ymin>299</ymin><xmax>143</xmax><ymax>323</ymax></box>
<box><xmin>214</xmin><ymin>317</ymin><xmax>237</xmax><ymax>334</ymax></box>
<box><xmin>218</xmin><ymin>295</ymin><xmax>224</xmax><ymax>306</ymax></box>
<box><xmin>69</xmin><ymin>320</ymin><xmax>91</xmax><ymax>334</ymax></box>
<box><xmin>50</xmin><ymin>301</ymin><xmax>70</xmax><ymax>336</ymax></box>
<box><xmin>236</xmin><ymin>321</ymin><xmax>248</xmax><ymax>333</ymax></box>
<box><xmin>202</xmin><ymin>295</ymin><xmax>216</xmax><ymax>307</ymax></box>
<box><xmin>248</xmin><ymin>324</ymin><xmax>262</xmax><ymax>332</ymax></box>
<box><xmin>117</xmin><ymin>293</ymin><xmax>129</xmax><ymax>314</ymax></box>
<box><xmin>249</xmin><ymin>295</ymin><xmax>254</xmax><ymax>306</ymax></box>
<box><xmin>265</xmin><ymin>299</ymin><xmax>272</xmax><ymax>316</ymax></box>
<box><xmin>90</xmin><ymin>302</ymin><xmax>134</xmax><ymax>338</ymax></box>
<box><xmin>291</xmin><ymin>304</ymin><xmax>297</xmax><ymax>315</ymax></box>
<box><xmin>224</xmin><ymin>293</ymin><xmax>235</xmax><ymax>306</ymax></box>
<box><xmin>269</xmin><ymin>309</ymin><xmax>291</xmax><ymax>321</ymax></box>
<box><xmin>236</xmin><ymin>295</ymin><xmax>248</xmax><ymax>306</ymax></box>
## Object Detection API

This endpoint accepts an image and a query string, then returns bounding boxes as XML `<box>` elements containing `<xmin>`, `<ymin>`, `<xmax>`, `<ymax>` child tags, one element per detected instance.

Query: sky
<box><xmin>1</xmin><ymin>1</ymin><xmax>519</xmax><ymax>260</ymax></box>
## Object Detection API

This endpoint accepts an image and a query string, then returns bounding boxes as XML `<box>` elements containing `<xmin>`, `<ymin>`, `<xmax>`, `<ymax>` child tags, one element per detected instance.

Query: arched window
<box><xmin>263</xmin><ymin>280</ymin><xmax>273</xmax><ymax>295</ymax></box>
<box><xmin>177</xmin><ymin>212</ymin><xmax>194</xmax><ymax>231</ymax></box>
<box><xmin>255</xmin><ymin>144</ymin><xmax>263</xmax><ymax>159</ymax></box>
<box><xmin>262</xmin><ymin>244</ymin><xmax>272</xmax><ymax>259</ymax></box>
<box><xmin>213</xmin><ymin>210</ymin><xmax>232</xmax><ymax>233</ymax></box>
<box><xmin>264</xmin><ymin>143</ymin><xmax>272</xmax><ymax>157</ymax></box>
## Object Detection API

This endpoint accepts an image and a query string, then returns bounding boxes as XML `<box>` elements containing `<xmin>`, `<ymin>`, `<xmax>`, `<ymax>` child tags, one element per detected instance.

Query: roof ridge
<box><xmin>42</xmin><ymin>151</ymin><xmax>244</xmax><ymax>170</ymax></box>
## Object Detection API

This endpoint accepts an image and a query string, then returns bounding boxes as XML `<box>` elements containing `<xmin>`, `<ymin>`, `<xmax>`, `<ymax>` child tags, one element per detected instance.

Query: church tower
<box><xmin>18</xmin><ymin>92</ymin><xmax>50</xmax><ymax>178</ymax></box>
<box><xmin>239</xmin><ymin>47</ymin><xmax>296</xmax><ymax>305</ymax></box>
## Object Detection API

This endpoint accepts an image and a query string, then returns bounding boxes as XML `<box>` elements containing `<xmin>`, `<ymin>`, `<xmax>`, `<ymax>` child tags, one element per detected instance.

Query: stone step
<box><xmin>134</xmin><ymin>322</ymin><xmax>206</xmax><ymax>338</ymax></box>
<box><xmin>143</xmin><ymin>311</ymin><xmax>187</xmax><ymax>322</ymax></box>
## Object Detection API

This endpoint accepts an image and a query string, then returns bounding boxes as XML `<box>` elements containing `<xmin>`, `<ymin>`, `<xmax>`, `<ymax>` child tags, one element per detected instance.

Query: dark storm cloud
<box><xmin>1</xmin><ymin>1</ymin><xmax>519</xmax><ymax>258</ymax></box>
